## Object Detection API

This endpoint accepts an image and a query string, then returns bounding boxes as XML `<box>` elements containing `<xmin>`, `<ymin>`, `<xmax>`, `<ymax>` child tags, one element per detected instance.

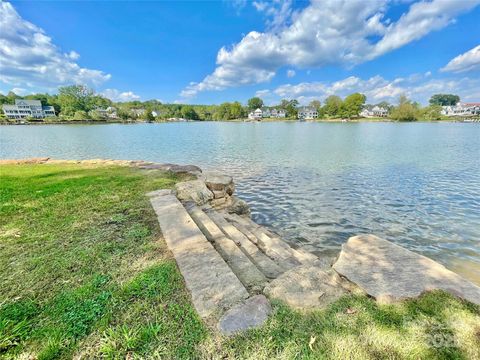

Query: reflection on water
<box><xmin>1</xmin><ymin>122</ymin><xmax>479</xmax><ymax>284</ymax></box>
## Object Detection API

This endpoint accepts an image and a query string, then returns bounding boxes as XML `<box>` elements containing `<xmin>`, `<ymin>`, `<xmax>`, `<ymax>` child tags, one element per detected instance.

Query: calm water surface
<box><xmin>1</xmin><ymin>122</ymin><xmax>479</xmax><ymax>284</ymax></box>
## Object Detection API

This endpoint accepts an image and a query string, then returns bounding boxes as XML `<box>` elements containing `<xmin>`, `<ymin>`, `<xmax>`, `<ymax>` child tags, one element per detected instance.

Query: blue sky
<box><xmin>1</xmin><ymin>0</ymin><xmax>479</xmax><ymax>105</ymax></box>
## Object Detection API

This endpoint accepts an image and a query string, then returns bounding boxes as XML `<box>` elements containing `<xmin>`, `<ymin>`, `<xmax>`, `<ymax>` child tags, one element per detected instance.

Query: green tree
<box><xmin>309</xmin><ymin>100</ymin><xmax>321</xmax><ymax>112</ymax></box>
<box><xmin>322</xmin><ymin>95</ymin><xmax>343</xmax><ymax>117</ymax></box>
<box><xmin>181</xmin><ymin>106</ymin><xmax>198</xmax><ymax>120</ymax></box>
<box><xmin>229</xmin><ymin>101</ymin><xmax>245</xmax><ymax>119</ymax></box>
<box><xmin>429</xmin><ymin>94</ymin><xmax>460</xmax><ymax>106</ymax></box>
<box><xmin>420</xmin><ymin>105</ymin><xmax>443</xmax><ymax>120</ymax></box>
<box><xmin>58</xmin><ymin>85</ymin><xmax>95</xmax><ymax>116</ymax></box>
<box><xmin>343</xmin><ymin>93</ymin><xmax>366</xmax><ymax>118</ymax></box>
<box><xmin>72</xmin><ymin>110</ymin><xmax>89</xmax><ymax>120</ymax></box>
<box><xmin>247</xmin><ymin>97</ymin><xmax>263</xmax><ymax>110</ymax></box>
<box><xmin>390</xmin><ymin>95</ymin><xmax>419</xmax><ymax>122</ymax></box>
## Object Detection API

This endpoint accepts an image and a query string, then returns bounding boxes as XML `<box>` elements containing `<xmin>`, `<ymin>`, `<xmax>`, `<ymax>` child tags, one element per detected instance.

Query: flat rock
<box><xmin>175</xmin><ymin>180</ymin><xmax>214</xmax><ymax>205</ymax></box>
<box><xmin>264</xmin><ymin>266</ymin><xmax>347</xmax><ymax>309</ymax></box>
<box><xmin>149</xmin><ymin>192</ymin><xmax>248</xmax><ymax>318</ymax></box>
<box><xmin>218</xmin><ymin>295</ymin><xmax>271</xmax><ymax>335</ymax></box>
<box><xmin>138</xmin><ymin>163</ymin><xmax>201</xmax><ymax>175</ymax></box>
<box><xmin>333</xmin><ymin>234</ymin><xmax>480</xmax><ymax>305</ymax></box>
<box><xmin>203</xmin><ymin>171</ymin><xmax>235</xmax><ymax>195</ymax></box>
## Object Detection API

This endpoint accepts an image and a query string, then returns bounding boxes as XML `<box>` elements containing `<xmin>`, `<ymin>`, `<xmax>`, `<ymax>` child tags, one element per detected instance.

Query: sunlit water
<box><xmin>1</xmin><ymin>122</ymin><xmax>479</xmax><ymax>284</ymax></box>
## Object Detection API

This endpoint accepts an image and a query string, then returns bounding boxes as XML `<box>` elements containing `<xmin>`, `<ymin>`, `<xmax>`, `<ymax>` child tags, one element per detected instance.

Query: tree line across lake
<box><xmin>0</xmin><ymin>85</ymin><xmax>462</xmax><ymax>122</ymax></box>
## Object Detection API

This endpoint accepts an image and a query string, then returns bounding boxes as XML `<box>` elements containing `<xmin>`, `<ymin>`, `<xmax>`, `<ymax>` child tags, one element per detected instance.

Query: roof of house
<box><xmin>15</xmin><ymin>99</ymin><xmax>42</xmax><ymax>106</ymax></box>
<box><xmin>298</xmin><ymin>106</ymin><xmax>317</xmax><ymax>112</ymax></box>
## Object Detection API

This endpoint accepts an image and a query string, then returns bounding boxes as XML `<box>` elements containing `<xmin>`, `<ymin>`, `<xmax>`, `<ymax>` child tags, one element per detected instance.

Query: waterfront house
<box><xmin>248</xmin><ymin>108</ymin><xmax>263</xmax><ymax>120</ymax></box>
<box><xmin>441</xmin><ymin>102</ymin><xmax>480</xmax><ymax>116</ymax></box>
<box><xmin>360</xmin><ymin>106</ymin><xmax>389</xmax><ymax>118</ymax></box>
<box><xmin>2</xmin><ymin>99</ymin><xmax>56</xmax><ymax>120</ymax></box>
<box><xmin>271</xmin><ymin>108</ymin><xmax>286</xmax><ymax>118</ymax></box>
<box><xmin>297</xmin><ymin>106</ymin><xmax>318</xmax><ymax>120</ymax></box>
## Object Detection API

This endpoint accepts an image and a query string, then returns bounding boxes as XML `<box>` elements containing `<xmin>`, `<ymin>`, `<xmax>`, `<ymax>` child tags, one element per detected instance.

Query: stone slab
<box><xmin>149</xmin><ymin>192</ymin><xmax>248</xmax><ymax>318</ymax></box>
<box><xmin>207</xmin><ymin>210</ymin><xmax>283</xmax><ymax>279</ymax></box>
<box><xmin>202</xmin><ymin>171</ymin><xmax>235</xmax><ymax>195</ymax></box>
<box><xmin>333</xmin><ymin>234</ymin><xmax>480</xmax><ymax>305</ymax></box>
<box><xmin>264</xmin><ymin>266</ymin><xmax>347</xmax><ymax>309</ymax></box>
<box><xmin>175</xmin><ymin>179</ymin><xmax>214</xmax><ymax>205</ymax></box>
<box><xmin>227</xmin><ymin>214</ymin><xmax>317</xmax><ymax>268</ymax></box>
<box><xmin>218</xmin><ymin>295</ymin><xmax>271</xmax><ymax>335</ymax></box>
<box><xmin>187</xmin><ymin>206</ymin><xmax>267</xmax><ymax>292</ymax></box>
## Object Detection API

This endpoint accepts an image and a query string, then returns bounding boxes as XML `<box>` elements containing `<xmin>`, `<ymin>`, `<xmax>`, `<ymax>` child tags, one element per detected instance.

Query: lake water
<box><xmin>1</xmin><ymin>122</ymin><xmax>479</xmax><ymax>284</ymax></box>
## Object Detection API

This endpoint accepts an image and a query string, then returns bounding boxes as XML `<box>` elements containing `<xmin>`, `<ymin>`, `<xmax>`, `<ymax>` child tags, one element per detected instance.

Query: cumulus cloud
<box><xmin>441</xmin><ymin>45</ymin><xmax>480</xmax><ymax>73</ymax></box>
<box><xmin>101</xmin><ymin>89</ymin><xmax>140</xmax><ymax>102</ymax></box>
<box><xmin>181</xmin><ymin>0</ymin><xmax>479</xmax><ymax>98</ymax></box>
<box><xmin>271</xmin><ymin>74</ymin><xmax>480</xmax><ymax>104</ymax></box>
<box><xmin>0</xmin><ymin>1</ymin><xmax>111</xmax><ymax>90</ymax></box>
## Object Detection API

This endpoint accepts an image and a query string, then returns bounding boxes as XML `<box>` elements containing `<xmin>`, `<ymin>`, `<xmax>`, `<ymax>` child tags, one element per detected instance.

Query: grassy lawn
<box><xmin>1</xmin><ymin>164</ymin><xmax>479</xmax><ymax>359</ymax></box>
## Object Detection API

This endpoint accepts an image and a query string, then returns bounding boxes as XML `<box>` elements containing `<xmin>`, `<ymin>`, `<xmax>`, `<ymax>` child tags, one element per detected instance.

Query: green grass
<box><xmin>1</xmin><ymin>164</ymin><xmax>479</xmax><ymax>359</ymax></box>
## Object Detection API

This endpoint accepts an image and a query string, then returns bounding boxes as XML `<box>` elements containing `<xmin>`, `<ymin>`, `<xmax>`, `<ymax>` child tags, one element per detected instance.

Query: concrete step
<box><xmin>224</xmin><ymin>214</ymin><xmax>300</xmax><ymax>270</ymax></box>
<box><xmin>185</xmin><ymin>204</ymin><xmax>267</xmax><ymax>293</ymax></box>
<box><xmin>148</xmin><ymin>190</ymin><xmax>249</xmax><ymax>318</ymax></box>
<box><xmin>205</xmin><ymin>209</ymin><xmax>284</xmax><ymax>279</ymax></box>
<box><xmin>225</xmin><ymin>214</ymin><xmax>318</xmax><ymax>267</ymax></box>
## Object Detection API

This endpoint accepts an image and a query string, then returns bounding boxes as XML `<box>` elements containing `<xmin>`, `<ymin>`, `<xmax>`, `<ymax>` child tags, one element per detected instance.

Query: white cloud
<box><xmin>286</xmin><ymin>69</ymin><xmax>296</xmax><ymax>78</ymax></box>
<box><xmin>11</xmin><ymin>87</ymin><xmax>27</xmax><ymax>95</ymax></box>
<box><xmin>101</xmin><ymin>89</ymin><xmax>140</xmax><ymax>102</ymax></box>
<box><xmin>0</xmin><ymin>1</ymin><xmax>111</xmax><ymax>90</ymax></box>
<box><xmin>181</xmin><ymin>0</ymin><xmax>479</xmax><ymax>98</ymax></box>
<box><xmin>270</xmin><ymin>73</ymin><xmax>480</xmax><ymax>104</ymax></box>
<box><xmin>441</xmin><ymin>45</ymin><xmax>480</xmax><ymax>73</ymax></box>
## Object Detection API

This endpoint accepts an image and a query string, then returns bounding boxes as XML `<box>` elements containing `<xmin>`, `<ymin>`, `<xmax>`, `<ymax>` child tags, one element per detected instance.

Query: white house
<box><xmin>271</xmin><ymin>108</ymin><xmax>286</xmax><ymax>118</ymax></box>
<box><xmin>2</xmin><ymin>99</ymin><xmax>56</xmax><ymax>119</ymax></box>
<box><xmin>297</xmin><ymin>106</ymin><xmax>318</xmax><ymax>120</ymax></box>
<box><xmin>441</xmin><ymin>102</ymin><xmax>480</xmax><ymax>116</ymax></box>
<box><xmin>248</xmin><ymin>108</ymin><xmax>263</xmax><ymax>120</ymax></box>
<box><xmin>360</xmin><ymin>106</ymin><xmax>389</xmax><ymax>118</ymax></box>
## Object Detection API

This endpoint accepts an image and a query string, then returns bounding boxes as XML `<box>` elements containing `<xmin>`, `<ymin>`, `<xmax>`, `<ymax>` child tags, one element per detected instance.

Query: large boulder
<box><xmin>203</xmin><ymin>171</ymin><xmax>235</xmax><ymax>196</ymax></box>
<box><xmin>218</xmin><ymin>295</ymin><xmax>271</xmax><ymax>335</ymax></box>
<box><xmin>333</xmin><ymin>234</ymin><xmax>480</xmax><ymax>305</ymax></box>
<box><xmin>264</xmin><ymin>266</ymin><xmax>348</xmax><ymax>309</ymax></box>
<box><xmin>175</xmin><ymin>180</ymin><xmax>213</xmax><ymax>205</ymax></box>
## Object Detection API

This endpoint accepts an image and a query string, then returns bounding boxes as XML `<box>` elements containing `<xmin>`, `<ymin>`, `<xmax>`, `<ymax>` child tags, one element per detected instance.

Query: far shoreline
<box><xmin>1</xmin><ymin>118</ymin><xmax>475</xmax><ymax>125</ymax></box>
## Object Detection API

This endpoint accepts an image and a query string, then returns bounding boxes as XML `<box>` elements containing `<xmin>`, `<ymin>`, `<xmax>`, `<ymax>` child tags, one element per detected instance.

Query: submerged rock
<box><xmin>333</xmin><ymin>234</ymin><xmax>480</xmax><ymax>305</ymax></box>
<box><xmin>218</xmin><ymin>295</ymin><xmax>271</xmax><ymax>335</ymax></box>
<box><xmin>264</xmin><ymin>266</ymin><xmax>348</xmax><ymax>309</ymax></box>
<box><xmin>227</xmin><ymin>196</ymin><xmax>251</xmax><ymax>216</ymax></box>
<box><xmin>175</xmin><ymin>180</ymin><xmax>213</xmax><ymax>205</ymax></box>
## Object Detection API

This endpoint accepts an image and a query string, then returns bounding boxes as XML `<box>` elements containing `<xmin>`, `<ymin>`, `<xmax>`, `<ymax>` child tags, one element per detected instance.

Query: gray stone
<box><xmin>206</xmin><ymin>210</ymin><xmax>284</xmax><ymax>279</ymax></box>
<box><xmin>149</xmin><ymin>192</ymin><xmax>248</xmax><ymax>318</ymax></box>
<box><xmin>227</xmin><ymin>196</ymin><xmax>251</xmax><ymax>216</ymax></box>
<box><xmin>187</xmin><ymin>206</ymin><xmax>267</xmax><ymax>292</ymax></box>
<box><xmin>138</xmin><ymin>163</ymin><xmax>202</xmax><ymax>175</ymax></box>
<box><xmin>333</xmin><ymin>234</ymin><xmax>480</xmax><ymax>305</ymax></box>
<box><xmin>203</xmin><ymin>171</ymin><xmax>235</xmax><ymax>195</ymax></box>
<box><xmin>264</xmin><ymin>266</ymin><xmax>348</xmax><ymax>309</ymax></box>
<box><xmin>175</xmin><ymin>180</ymin><xmax>214</xmax><ymax>205</ymax></box>
<box><xmin>218</xmin><ymin>295</ymin><xmax>271</xmax><ymax>335</ymax></box>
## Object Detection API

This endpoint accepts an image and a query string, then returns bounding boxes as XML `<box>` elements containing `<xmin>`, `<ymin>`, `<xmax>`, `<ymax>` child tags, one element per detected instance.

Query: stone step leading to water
<box><xmin>205</xmin><ymin>209</ymin><xmax>284</xmax><ymax>279</ymax></box>
<box><xmin>225</xmin><ymin>213</ymin><xmax>318</xmax><ymax>269</ymax></box>
<box><xmin>148</xmin><ymin>190</ymin><xmax>249</xmax><ymax>318</ymax></box>
<box><xmin>185</xmin><ymin>204</ymin><xmax>267</xmax><ymax>293</ymax></box>
<box><xmin>333</xmin><ymin>234</ymin><xmax>480</xmax><ymax>305</ymax></box>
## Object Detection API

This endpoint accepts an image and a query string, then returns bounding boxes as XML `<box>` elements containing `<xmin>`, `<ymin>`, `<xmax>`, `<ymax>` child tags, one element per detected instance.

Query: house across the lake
<box><xmin>2</xmin><ymin>99</ymin><xmax>56</xmax><ymax>119</ymax></box>
<box><xmin>441</xmin><ymin>102</ymin><xmax>480</xmax><ymax>116</ymax></box>
<box><xmin>360</xmin><ymin>106</ymin><xmax>389</xmax><ymax>118</ymax></box>
<box><xmin>248</xmin><ymin>107</ymin><xmax>287</xmax><ymax>120</ymax></box>
<box><xmin>297</xmin><ymin>106</ymin><xmax>318</xmax><ymax>120</ymax></box>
